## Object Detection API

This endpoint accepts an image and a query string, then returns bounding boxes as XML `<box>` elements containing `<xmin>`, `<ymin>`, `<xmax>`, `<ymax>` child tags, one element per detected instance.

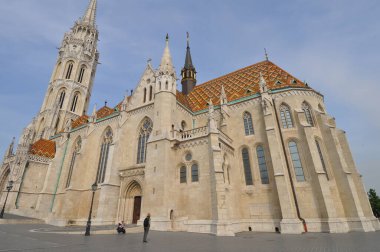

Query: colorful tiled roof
<box><xmin>96</xmin><ymin>106</ymin><xmax>115</xmax><ymax>120</ymax></box>
<box><xmin>29</xmin><ymin>139</ymin><xmax>56</xmax><ymax>159</ymax></box>
<box><xmin>71</xmin><ymin>115</ymin><xmax>89</xmax><ymax>129</ymax></box>
<box><xmin>176</xmin><ymin>60</ymin><xmax>309</xmax><ymax>112</ymax></box>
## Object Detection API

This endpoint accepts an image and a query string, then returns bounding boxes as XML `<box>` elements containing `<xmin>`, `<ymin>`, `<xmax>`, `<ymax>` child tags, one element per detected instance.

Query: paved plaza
<box><xmin>0</xmin><ymin>221</ymin><xmax>379</xmax><ymax>252</ymax></box>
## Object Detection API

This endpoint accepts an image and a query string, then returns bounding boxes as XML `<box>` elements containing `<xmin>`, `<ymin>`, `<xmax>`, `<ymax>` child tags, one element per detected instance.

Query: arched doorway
<box><xmin>121</xmin><ymin>181</ymin><xmax>142</xmax><ymax>224</ymax></box>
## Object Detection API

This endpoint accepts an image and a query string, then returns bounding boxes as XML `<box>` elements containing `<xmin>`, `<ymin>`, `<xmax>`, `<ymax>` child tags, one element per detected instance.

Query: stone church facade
<box><xmin>0</xmin><ymin>0</ymin><xmax>379</xmax><ymax>236</ymax></box>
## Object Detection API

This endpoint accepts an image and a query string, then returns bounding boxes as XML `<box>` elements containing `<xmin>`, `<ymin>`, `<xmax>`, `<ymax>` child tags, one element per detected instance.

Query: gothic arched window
<box><xmin>191</xmin><ymin>164</ymin><xmax>199</xmax><ymax>182</ymax></box>
<box><xmin>315</xmin><ymin>139</ymin><xmax>329</xmax><ymax>180</ymax></box>
<box><xmin>66</xmin><ymin>137</ymin><xmax>82</xmax><ymax>188</ymax></box>
<box><xmin>65</xmin><ymin>62</ymin><xmax>74</xmax><ymax>79</ymax></box>
<box><xmin>180</xmin><ymin>166</ymin><xmax>187</xmax><ymax>183</ymax></box>
<box><xmin>96</xmin><ymin>128</ymin><xmax>113</xmax><ymax>184</ymax></box>
<box><xmin>280</xmin><ymin>104</ymin><xmax>293</xmax><ymax>129</ymax></box>
<box><xmin>58</xmin><ymin>91</ymin><xmax>66</xmax><ymax>109</ymax></box>
<box><xmin>143</xmin><ymin>88</ymin><xmax>147</xmax><ymax>103</ymax></box>
<box><xmin>302</xmin><ymin>102</ymin><xmax>314</xmax><ymax>126</ymax></box>
<box><xmin>137</xmin><ymin>118</ymin><xmax>153</xmax><ymax>164</ymax></box>
<box><xmin>77</xmin><ymin>66</ymin><xmax>86</xmax><ymax>83</ymax></box>
<box><xmin>70</xmin><ymin>92</ymin><xmax>79</xmax><ymax>112</ymax></box>
<box><xmin>288</xmin><ymin>141</ymin><xmax>305</xmax><ymax>182</ymax></box>
<box><xmin>243</xmin><ymin>112</ymin><xmax>254</xmax><ymax>135</ymax></box>
<box><xmin>256</xmin><ymin>145</ymin><xmax>269</xmax><ymax>184</ymax></box>
<box><xmin>149</xmin><ymin>86</ymin><xmax>153</xmax><ymax>101</ymax></box>
<box><xmin>242</xmin><ymin>148</ymin><xmax>253</xmax><ymax>185</ymax></box>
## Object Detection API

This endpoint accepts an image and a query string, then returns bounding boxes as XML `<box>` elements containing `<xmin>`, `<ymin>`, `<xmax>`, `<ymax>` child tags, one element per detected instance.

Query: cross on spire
<box><xmin>264</xmin><ymin>48</ymin><xmax>269</xmax><ymax>61</ymax></box>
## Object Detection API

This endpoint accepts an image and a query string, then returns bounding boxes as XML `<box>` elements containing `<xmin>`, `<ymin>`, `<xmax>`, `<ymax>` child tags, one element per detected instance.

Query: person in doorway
<box><xmin>117</xmin><ymin>221</ymin><xmax>126</xmax><ymax>234</ymax></box>
<box><xmin>143</xmin><ymin>213</ymin><xmax>151</xmax><ymax>243</ymax></box>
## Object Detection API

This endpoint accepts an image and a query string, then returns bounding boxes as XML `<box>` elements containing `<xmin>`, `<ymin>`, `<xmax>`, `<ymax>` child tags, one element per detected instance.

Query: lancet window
<box><xmin>288</xmin><ymin>141</ymin><xmax>305</xmax><ymax>182</ymax></box>
<box><xmin>66</xmin><ymin>137</ymin><xmax>82</xmax><ymax>188</ymax></box>
<box><xmin>256</xmin><ymin>146</ymin><xmax>269</xmax><ymax>184</ymax></box>
<box><xmin>280</xmin><ymin>104</ymin><xmax>293</xmax><ymax>128</ymax></box>
<box><xmin>137</xmin><ymin>118</ymin><xmax>153</xmax><ymax>164</ymax></box>
<box><xmin>242</xmin><ymin>148</ymin><xmax>253</xmax><ymax>185</ymax></box>
<box><xmin>302</xmin><ymin>102</ymin><xmax>314</xmax><ymax>126</ymax></box>
<box><xmin>70</xmin><ymin>93</ymin><xmax>79</xmax><ymax>112</ymax></box>
<box><xmin>315</xmin><ymin>140</ymin><xmax>329</xmax><ymax>180</ymax></box>
<box><xmin>65</xmin><ymin>63</ymin><xmax>74</xmax><ymax>79</ymax></box>
<box><xmin>96</xmin><ymin>128</ymin><xmax>113</xmax><ymax>184</ymax></box>
<box><xmin>243</xmin><ymin>112</ymin><xmax>254</xmax><ymax>135</ymax></box>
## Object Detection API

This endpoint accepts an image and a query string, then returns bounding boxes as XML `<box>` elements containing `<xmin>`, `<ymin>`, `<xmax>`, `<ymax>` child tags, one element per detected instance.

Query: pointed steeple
<box><xmin>184</xmin><ymin>32</ymin><xmax>194</xmax><ymax>70</ymax></box>
<box><xmin>181</xmin><ymin>32</ymin><xmax>197</xmax><ymax>95</ymax></box>
<box><xmin>158</xmin><ymin>34</ymin><xmax>176</xmax><ymax>77</ymax></box>
<box><xmin>81</xmin><ymin>0</ymin><xmax>97</xmax><ymax>26</ymax></box>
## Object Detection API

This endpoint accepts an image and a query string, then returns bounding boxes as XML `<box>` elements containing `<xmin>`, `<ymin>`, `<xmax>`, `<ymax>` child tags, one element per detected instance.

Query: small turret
<box><xmin>181</xmin><ymin>33</ymin><xmax>197</xmax><ymax>95</ymax></box>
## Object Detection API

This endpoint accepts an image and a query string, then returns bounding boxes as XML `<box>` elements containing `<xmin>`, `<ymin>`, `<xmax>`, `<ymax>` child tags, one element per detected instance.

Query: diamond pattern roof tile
<box><xmin>29</xmin><ymin>139</ymin><xmax>56</xmax><ymax>159</ymax></box>
<box><xmin>176</xmin><ymin>60</ymin><xmax>309</xmax><ymax>112</ymax></box>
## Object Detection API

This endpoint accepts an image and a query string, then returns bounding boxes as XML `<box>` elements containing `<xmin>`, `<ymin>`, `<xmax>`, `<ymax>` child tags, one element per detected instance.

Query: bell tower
<box><xmin>35</xmin><ymin>0</ymin><xmax>99</xmax><ymax>139</ymax></box>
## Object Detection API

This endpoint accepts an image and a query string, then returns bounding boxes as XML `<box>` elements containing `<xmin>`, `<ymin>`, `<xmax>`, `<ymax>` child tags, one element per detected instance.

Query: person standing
<box><xmin>143</xmin><ymin>213</ymin><xmax>151</xmax><ymax>243</ymax></box>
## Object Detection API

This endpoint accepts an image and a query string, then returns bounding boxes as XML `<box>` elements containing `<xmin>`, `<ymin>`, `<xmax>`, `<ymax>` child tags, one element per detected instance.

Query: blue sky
<box><xmin>0</xmin><ymin>0</ymin><xmax>379</xmax><ymax>193</ymax></box>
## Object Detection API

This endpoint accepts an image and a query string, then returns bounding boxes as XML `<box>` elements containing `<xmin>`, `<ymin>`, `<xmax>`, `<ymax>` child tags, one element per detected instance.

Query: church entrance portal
<box><xmin>132</xmin><ymin>196</ymin><xmax>141</xmax><ymax>224</ymax></box>
<box><xmin>120</xmin><ymin>181</ymin><xmax>142</xmax><ymax>224</ymax></box>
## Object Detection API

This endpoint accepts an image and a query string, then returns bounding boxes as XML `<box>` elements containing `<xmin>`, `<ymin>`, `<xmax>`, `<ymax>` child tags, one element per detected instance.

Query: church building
<box><xmin>1</xmin><ymin>0</ymin><xmax>379</xmax><ymax>236</ymax></box>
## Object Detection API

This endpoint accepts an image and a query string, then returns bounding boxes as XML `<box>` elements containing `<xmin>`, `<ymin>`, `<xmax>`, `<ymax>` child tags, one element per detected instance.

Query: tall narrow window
<box><xmin>191</xmin><ymin>164</ymin><xmax>199</xmax><ymax>182</ymax></box>
<box><xmin>302</xmin><ymin>102</ymin><xmax>314</xmax><ymax>126</ymax></box>
<box><xmin>256</xmin><ymin>146</ymin><xmax>269</xmax><ymax>184</ymax></box>
<box><xmin>149</xmin><ymin>86</ymin><xmax>153</xmax><ymax>101</ymax></box>
<box><xmin>66</xmin><ymin>138</ymin><xmax>81</xmax><ymax>188</ymax></box>
<box><xmin>54</xmin><ymin>117</ymin><xmax>60</xmax><ymax>134</ymax></box>
<box><xmin>66</xmin><ymin>63</ymin><xmax>73</xmax><ymax>79</ymax></box>
<box><xmin>242</xmin><ymin>148</ymin><xmax>253</xmax><ymax>185</ymax></box>
<box><xmin>77</xmin><ymin>67</ymin><xmax>85</xmax><ymax>83</ymax></box>
<box><xmin>165</xmin><ymin>81</ymin><xmax>168</xmax><ymax>90</ymax></box>
<box><xmin>70</xmin><ymin>93</ymin><xmax>79</xmax><ymax>112</ymax></box>
<box><xmin>143</xmin><ymin>88</ymin><xmax>147</xmax><ymax>103</ymax></box>
<box><xmin>280</xmin><ymin>104</ymin><xmax>293</xmax><ymax>129</ymax></box>
<box><xmin>58</xmin><ymin>91</ymin><xmax>66</xmax><ymax>109</ymax></box>
<box><xmin>180</xmin><ymin>166</ymin><xmax>187</xmax><ymax>183</ymax></box>
<box><xmin>243</xmin><ymin>112</ymin><xmax>254</xmax><ymax>135</ymax></box>
<box><xmin>315</xmin><ymin>140</ymin><xmax>329</xmax><ymax>180</ymax></box>
<box><xmin>137</xmin><ymin>118</ymin><xmax>153</xmax><ymax>164</ymax></box>
<box><xmin>288</xmin><ymin>141</ymin><xmax>305</xmax><ymax>182</ymax></box>
<box><xmin>96</xmin><ymin>128</ymin><xmax>113</xmax><ymax>184</ymax></box>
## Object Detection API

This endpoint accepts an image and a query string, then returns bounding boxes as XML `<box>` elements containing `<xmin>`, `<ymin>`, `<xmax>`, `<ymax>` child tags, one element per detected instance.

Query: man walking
<box><xmin>143</xmin><ymin>213</ymin><xmax>150</xmax><ymax>243</ymax></box>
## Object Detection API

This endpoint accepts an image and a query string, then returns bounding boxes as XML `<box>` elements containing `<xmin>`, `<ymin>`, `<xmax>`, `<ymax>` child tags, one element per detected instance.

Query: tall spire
<box><xmin>184</xmin><ymin>32</ymin><xmax>194</xmax><ymax>70</ymax></box>
<box><xmin>81</xmin><ymin>0</ymin><xmax>97</xmax><ymax>26</ymax></box>
<box><xmin>181</xmin><ymin>32</ymin><xmax>197</xmax><ymax>95</ymax></box>
<box><xmin>159</xmin><ymin>34</ymin><xmax>176</xmax><ymax>76</ymax></box>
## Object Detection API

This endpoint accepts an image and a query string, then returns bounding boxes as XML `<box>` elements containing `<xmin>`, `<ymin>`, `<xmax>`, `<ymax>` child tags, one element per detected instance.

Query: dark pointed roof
<box><xmin>183</xmin><ymin>34</ymin><xmax>195</xmax><ymax>71</ymax></box>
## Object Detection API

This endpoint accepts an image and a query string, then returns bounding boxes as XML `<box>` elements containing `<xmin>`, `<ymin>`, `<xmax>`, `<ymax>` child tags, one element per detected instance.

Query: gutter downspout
<box><xmin>272</xmin><ymin>98</ymin><xmax>307</xmax><ymax>232</ymax></box>
<box><xmin>50</xmin><ymin>134</ymin><xmax>70</xmax><ymax>212</ymax></box>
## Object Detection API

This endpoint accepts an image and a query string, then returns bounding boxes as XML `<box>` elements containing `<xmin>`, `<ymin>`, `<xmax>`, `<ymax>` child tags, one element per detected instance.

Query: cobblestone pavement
<box><xmin>0</xmin><ymin>223</ymin><xmax>379</xmax><ymax>252</ymax></box>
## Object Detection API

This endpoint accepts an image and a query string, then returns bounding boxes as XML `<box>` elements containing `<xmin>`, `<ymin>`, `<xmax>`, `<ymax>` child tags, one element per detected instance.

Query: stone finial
<box><xmin>4</xmin><ymin>137</ymin><xmax>15</xmax><ymax>158</ymax></box>
<box><xmin>259</xmin><ymin>72</ymin><xmax>268</xmax><ymax>93</ymax></box>
<box><xmin>220</xmin><ymin>85</ymin><xmax>228</xmax><ymax>105</ymax></box>
<box><xmin>208</xmin><ymin>99</ymin><xmax>218</xmax><ymax>133</ymax></box>
<box><xmin>91</xmin><ymin>103</ymin><xmax>97</xmax><ymax>122</ymax></box>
